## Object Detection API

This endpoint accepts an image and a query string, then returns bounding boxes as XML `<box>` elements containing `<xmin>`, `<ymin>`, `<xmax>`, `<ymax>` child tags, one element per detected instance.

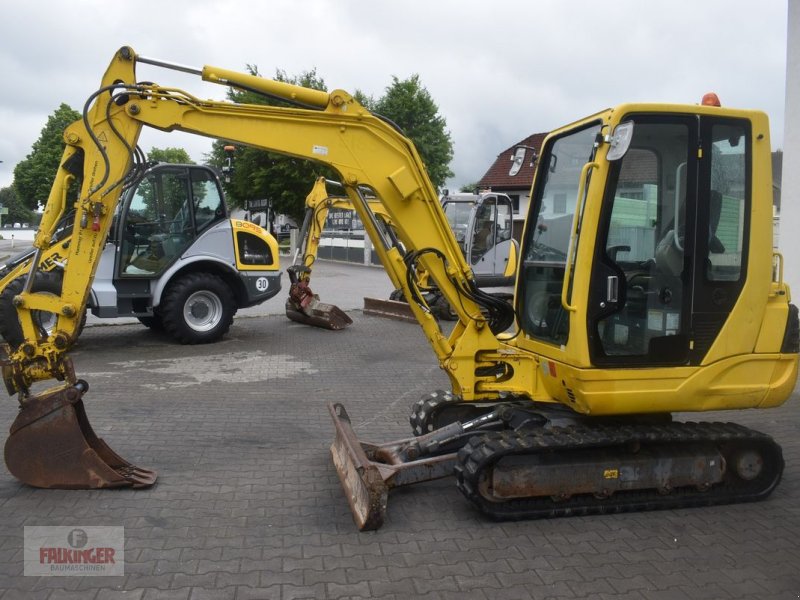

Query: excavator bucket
<box><xmin>285</xmin><ymin>297</ymin><xmax>353</xmax><ymax>330</ymax></box>
<box><xmin>286</xmin><ymin>278</ymin><xmax>353</xmax><ymax>331</ymax></box>
<box><xmin>4</xmin><ymin>382</ymin><xmax>157</xmax><ymax>489</ymax></box>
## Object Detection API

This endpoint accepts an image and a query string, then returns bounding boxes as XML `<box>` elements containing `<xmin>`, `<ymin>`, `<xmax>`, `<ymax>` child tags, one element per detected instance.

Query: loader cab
<box><xmin>115</xmin><ymin>164</ymin><xmax>227</xmax><ymax>277</ymax></box>
<box><xmin>520</xmin><ymin>108</ymin><xmax>752</xmax><ymax>367</ymax></box>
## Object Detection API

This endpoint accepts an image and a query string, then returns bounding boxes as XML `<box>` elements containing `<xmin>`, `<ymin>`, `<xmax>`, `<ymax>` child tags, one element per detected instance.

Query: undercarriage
<box><xmin>330</xmin><ymin>391</ymin><xmax>783</xmax><ymax>530</ymax></box>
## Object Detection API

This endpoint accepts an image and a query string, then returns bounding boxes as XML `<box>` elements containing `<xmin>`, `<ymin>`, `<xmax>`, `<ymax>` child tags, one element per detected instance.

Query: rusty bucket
<box><xmin>4</xmin><ymin>381</ymin><xmax>157</xmax><ymax>489</ymax></box>
<box><xmin>286</xmin><ymin>280</ymin><xmax>353</xmax><ymax>331</ymax></box>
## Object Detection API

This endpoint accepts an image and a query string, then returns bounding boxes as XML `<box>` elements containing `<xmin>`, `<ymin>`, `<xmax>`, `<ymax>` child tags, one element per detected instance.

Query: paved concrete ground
<box><xmin>0</xmin><ymin>252</ymin><xmax>798</xmax><ymax>598</ymax></box>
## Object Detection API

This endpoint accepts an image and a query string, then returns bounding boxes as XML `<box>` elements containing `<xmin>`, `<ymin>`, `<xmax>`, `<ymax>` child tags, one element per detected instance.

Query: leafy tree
<box><xmin>353</xmin><ymin>89</ymin><xmax>376</xmax><ymax>110</ymax></box>
<box><xmin>459</xmin><ymin>182</ymin><xmax>480</xmax><ymax>194</ymax></box>
<box><xmin>147</xmin><ymin>147</ymin><xmax>194</xmax><ymax>164</ymax></box>
<box><xmin>13</xmin><ymin>103</ymin><xmax>81</xmax><ymax>211</ymax></box>
<box><xmin>373</xmin><ymin>75</ymin><xmax>454</xmax><ymax>190</ymax></box>
<box><xmin>206</xmin><ymin>68</ymin><xmax>455</xmax><ymax>221</ymax></box>
<box><xmin>205</xmin><ymin>66</ymin><xmax>337</xmax><ymax>223</ymax></box>
<box><xmin>0</xmin><ymin>187</ymin><xmax>34</xmax><ymax>226</ymax></box>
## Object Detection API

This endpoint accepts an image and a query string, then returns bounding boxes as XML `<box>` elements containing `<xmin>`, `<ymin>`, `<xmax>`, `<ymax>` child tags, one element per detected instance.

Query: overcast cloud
<box><xmin>0</xmin><ymin>0</ymin><xmax>788</xmax><ymax>193</ymax></box>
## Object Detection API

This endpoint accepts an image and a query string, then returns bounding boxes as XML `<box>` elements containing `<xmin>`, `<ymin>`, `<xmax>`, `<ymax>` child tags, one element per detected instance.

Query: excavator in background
<box><xmin>440</xmin><ymin>189</ymin><xmax>521</xmax><ymax>288</ymax></box>
<box><xmin>0</xmin><ymin>162</ymin><xmax>283</xmax><ymax>346</ymax></box>
<box><xmin>284</xmin><ymin>177</ymin><xmax>368</xmax><ymax>330</ymax></box>
<box><xmin>2</xmin><ymin>49</ymin><xmax>796</xmax><ymax>531</ymax></box>
<box><xmin>286</xmin><ymin>177</ymin><xmax>519</xmax><ymax>324</ymax></box>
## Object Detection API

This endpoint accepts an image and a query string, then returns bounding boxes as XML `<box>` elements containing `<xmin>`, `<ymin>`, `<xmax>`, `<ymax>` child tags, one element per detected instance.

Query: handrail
<box><xmin>561</xmin><ymin>161</ymin><xmax>599</xmax><ymax>312</ymax></box>
<box><xmin>673</xmin><ymin>162</ymin><xmax>686</xmax><ymax>251</ymax></box>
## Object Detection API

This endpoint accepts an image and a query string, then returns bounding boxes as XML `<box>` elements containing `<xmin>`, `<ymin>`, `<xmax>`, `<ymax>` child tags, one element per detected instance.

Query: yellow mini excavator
<box><xmin>2</xmin><ymin>49</ymin><xmax>796</xmax><ymax>531</ymax></box>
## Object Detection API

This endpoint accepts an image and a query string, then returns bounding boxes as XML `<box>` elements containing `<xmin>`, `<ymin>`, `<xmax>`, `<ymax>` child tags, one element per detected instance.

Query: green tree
<box><xmin>147</xmin><ymin>147</ymin><xmax>194</xmax><ymax>164</ymax></box>
<box><xmin>206</xmin><ymin>68</ymin><xmax>454</xmax><ymax>221</ymax></box>
<box><xmin>459</xmin><ymin>182</ymin><xmax>479</xmax><ymax>194</ymax></box>
<box><xmin>373</xmin><ymin>75</ymin><xmax>454</xmax><ymax>190</ymax></box>
<box><xmin>353</xmin><ymin>89</ymin><xmax>376</xmax><ymax>110</ymax></box>
<box><xmin>0</xmin><ymin>187</ymin><xmax>34</xmax><ymax>226</ymax></box>
<box><xmin>206</xmin><ymin>66</ymin><xmax>337</xmax><ymax>223</ymax></box>
<box><xmin>13</xmin><ymin>103</ymin><xmax>81</xmax><ymax>211</ymax></box>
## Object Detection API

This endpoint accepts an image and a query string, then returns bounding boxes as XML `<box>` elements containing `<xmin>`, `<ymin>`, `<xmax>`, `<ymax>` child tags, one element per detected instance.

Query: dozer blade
<box><xmin>285</xmin><ymin>297</ymin><xmax>353</xmax><ymax>331</ymax></box>
<box><xmin>328</xmin><ymin>402</ymin><xmax>458</xmax><ymax>531</ymax></box>
<box><xmin>4</xmin><ymin>381</ymin><xmax>157</xmax><ymax>489</ymax></box>
<box><xmin>329</xmin><ymin>402</ymin><xmax>388</xmax><ymax>530</ymax></box>
<box><xmin>362</xmin><ymin>297</ymin><xmax>416</xmax><ymax>322</ymax></box>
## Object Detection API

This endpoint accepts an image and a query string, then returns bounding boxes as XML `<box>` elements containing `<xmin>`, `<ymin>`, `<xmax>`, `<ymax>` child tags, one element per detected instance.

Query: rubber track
<box><xmin>409</xmin><ymin>390</ymin><xmax>458</xmax><ymax>435</ymax></box>
<box><xmin>454</xmin><ymin>421</ymin><xmax>784</xmax><ymax>521</ymax></box>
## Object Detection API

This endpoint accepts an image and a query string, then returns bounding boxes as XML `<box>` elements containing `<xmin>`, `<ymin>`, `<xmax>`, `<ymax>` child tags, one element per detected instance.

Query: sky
<box><xmin>0</xmin><ymin>0</ymin><xmax>789</xmax><ymax>194</ymax></box>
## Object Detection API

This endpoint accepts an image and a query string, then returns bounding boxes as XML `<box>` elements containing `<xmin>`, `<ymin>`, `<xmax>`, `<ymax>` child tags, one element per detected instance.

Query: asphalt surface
<box><xmin>0</xmin><ymin>244</ymin><xmax>798</xmax><ymax>599</ymax></box>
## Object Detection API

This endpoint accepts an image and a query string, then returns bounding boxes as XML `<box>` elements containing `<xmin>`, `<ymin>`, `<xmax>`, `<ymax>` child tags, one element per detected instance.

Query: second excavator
<box><xmin>2</xmin><ymin>49</ymin><xmax>796</xmax><ymax>531</ymax></box>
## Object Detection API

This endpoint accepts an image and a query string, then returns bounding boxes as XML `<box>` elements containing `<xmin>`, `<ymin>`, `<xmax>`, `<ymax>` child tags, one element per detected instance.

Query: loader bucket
<box><xmin>286</xmin><ymin>280</ymin><xmax>353</xmax><ymax>331</ymax></box>
<box><xmin>329</xmin><ymin>402</ymin><xmax>389</xmax><ymax>530</ymax></box>
<box><xmin>4</xmin><ymin>381</ymin><xmax>157</xmax><ymax>489</ymax></box>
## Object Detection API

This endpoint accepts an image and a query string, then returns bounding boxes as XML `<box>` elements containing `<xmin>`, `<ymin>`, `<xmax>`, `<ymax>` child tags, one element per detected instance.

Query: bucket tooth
<box><xmin>4</xmin><ymin>382</ymin><xmax>157</xmax><ymax>489</ymax></box>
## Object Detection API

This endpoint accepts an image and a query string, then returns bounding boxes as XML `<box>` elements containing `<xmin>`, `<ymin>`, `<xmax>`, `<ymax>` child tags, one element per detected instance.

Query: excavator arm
<box><xmin>2</xmin><ymin>47</ymin><xmax>518</xmax><ymax>491</ymax></box>
<box><xmin>284</xmin><ymin>177</ymin><xmax>382</xmax><ymax>331</ymax></box>
<box><xmin>6</xmin><ymin>46</ymin><xmax>517</xmax><ymax>398</ymax></box>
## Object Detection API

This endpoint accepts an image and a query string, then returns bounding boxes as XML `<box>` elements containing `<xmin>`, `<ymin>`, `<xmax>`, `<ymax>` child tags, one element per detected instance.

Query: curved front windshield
<box><xmin>519</xmin><ymin>123</ymin><xmax>601</xmax><ymax>344</ymax></box>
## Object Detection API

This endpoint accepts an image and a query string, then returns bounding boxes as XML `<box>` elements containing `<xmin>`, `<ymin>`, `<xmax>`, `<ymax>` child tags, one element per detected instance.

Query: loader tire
<box><xmin>137</xmin><ymin>315</ymin><xmax>164</xmax><ymax>330</ymax></box>
<box><xmin>0</xmin><ymin>271</ymin><xmax>86</xmax><ymax>349</ymax></box>
<box><xmin>160</xmin><ymin>272</ymin><xmax>236</xmax><ymax>344</ymax></box>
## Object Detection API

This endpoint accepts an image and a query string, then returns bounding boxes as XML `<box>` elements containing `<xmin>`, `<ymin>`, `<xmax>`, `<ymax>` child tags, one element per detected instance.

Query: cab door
<box><xmin>587</xmin><ymin>114</ymin><xmax>750</xmax><ymax>366</ymax></box>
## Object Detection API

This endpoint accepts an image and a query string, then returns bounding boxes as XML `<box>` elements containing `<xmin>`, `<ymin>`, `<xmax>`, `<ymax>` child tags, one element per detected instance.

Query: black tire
<box><xmin>0</xmin><ymin>271</ymin><xmax>84</xmax><ymax>349</ymax></box>
<box><xmin>137</xmin><ymin>315</ymin><xmax>164</xmax><ymax>330</ymax></box>
<box><xmin>159</xmin><ymin>272</ymin><xmax>236</xmax><ymax>344</ymax></box>
<box><xmin>429</xmin><ymin>292</ymin><xmax>457</xmax><ymax>321</ymax></box>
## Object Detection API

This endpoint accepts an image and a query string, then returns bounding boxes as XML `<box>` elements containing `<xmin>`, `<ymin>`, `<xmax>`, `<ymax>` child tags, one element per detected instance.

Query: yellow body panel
<box><xmin>531</xmin><ymin>352</ymin><xmax>797</xmax><ymax>415</ymax></box>
<box><xmin>230</xmin><ymin>219</ymin><xmax>281</xmax><ymax>272</ymax></box>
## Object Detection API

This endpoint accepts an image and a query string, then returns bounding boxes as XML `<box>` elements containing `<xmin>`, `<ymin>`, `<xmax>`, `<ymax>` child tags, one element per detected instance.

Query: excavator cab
<box><xmin>518</xmin><ymin>113</ymin><xmax>772</xmax><ymax>382</ymax></box>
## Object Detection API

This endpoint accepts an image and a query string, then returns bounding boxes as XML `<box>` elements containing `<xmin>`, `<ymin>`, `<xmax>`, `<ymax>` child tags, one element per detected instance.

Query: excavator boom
<box><xmin>3</xmin><ymin>46</ymin><xmax>505</xmax><ymax>491</ymax></box>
